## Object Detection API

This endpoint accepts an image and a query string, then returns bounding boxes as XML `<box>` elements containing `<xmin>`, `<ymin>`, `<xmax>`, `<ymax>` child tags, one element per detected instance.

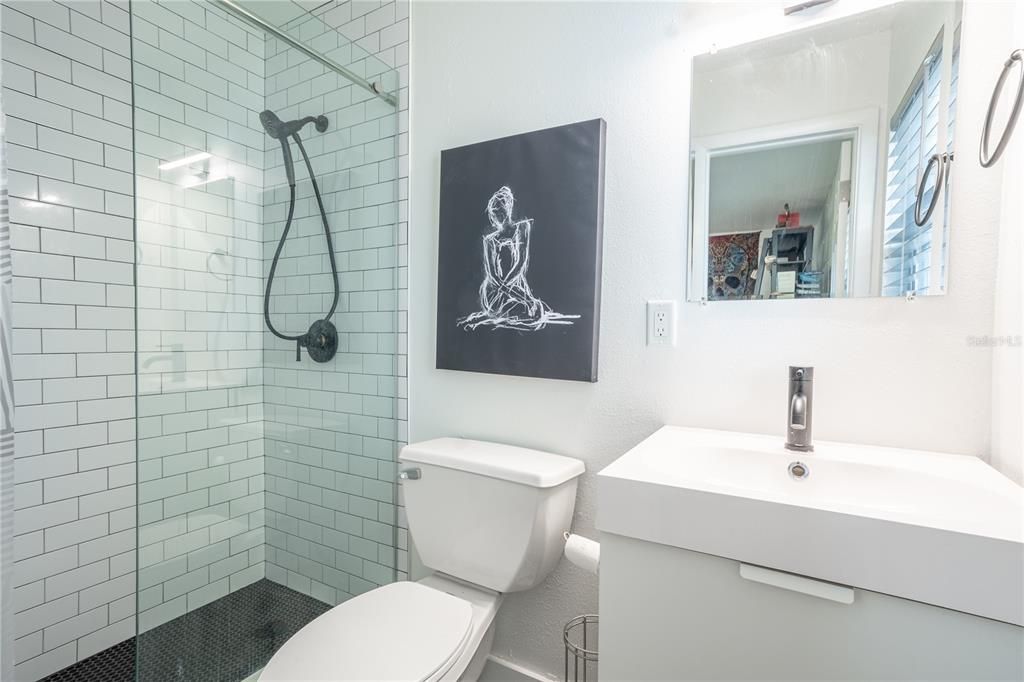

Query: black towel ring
<box><xmin>980</xmin><ymin>49</ymin><xmax>1024</xmax><ymax>168</ymax></box>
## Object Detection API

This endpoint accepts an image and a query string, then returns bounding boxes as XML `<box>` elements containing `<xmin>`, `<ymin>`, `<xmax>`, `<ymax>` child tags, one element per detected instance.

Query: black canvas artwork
<box><xmin>436</xmin><ymin>119</ymin><xmax>607</xmax><ymax>382</ymax></box>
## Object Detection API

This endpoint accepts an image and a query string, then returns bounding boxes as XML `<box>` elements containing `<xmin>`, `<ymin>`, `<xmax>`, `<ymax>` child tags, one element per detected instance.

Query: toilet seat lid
<box><xmin>260</xmin><ymin>581</ymin><xmax>474</xmax><ymax>682</ymax></box>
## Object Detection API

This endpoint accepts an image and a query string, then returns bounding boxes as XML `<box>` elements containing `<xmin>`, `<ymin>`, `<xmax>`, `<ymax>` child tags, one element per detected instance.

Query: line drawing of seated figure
<box><xmin>458</xmin><ymin>186</ymin><xmax>580</xmax><ymax>331</ymax></box>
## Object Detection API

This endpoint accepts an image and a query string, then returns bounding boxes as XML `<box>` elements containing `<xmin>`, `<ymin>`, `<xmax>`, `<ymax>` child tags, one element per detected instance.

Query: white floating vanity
<box><xmin>596</xmin><ymin>427</ymin><xmax>1024</xmax><ymax>680</ymax></box>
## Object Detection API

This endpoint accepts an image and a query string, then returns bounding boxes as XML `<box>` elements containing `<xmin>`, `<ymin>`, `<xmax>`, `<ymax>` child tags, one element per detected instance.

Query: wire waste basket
<box><xmin>564</xmin><ymin>614</ymin><xmax>598</xmax><ymax>682</ymax></box>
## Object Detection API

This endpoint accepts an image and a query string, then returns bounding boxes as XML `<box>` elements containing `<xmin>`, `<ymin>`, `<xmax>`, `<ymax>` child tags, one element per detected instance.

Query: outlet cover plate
<box><xmin>647</xmin><ymin>300</ymin><xmax>676</xmax><ymax>346</ymax></box>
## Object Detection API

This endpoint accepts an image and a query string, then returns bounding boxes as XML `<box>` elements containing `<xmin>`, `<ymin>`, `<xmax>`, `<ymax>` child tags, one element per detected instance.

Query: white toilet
<box><xmin>259</xmin><ymin>437</ymin><xmax>585</xmax><ymax>681</ymax></box>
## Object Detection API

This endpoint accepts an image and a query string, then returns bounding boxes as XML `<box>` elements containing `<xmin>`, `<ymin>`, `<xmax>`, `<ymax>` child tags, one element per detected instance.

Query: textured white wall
<box><xmin>409</xmin><ymin>1</ymin><xmax>1010</xmax><ymax>676</ymax></box>
<box><xmin>989</xmin><ymin>0</ymin><xmax>1024</xmax><ymax>485</ymax></box>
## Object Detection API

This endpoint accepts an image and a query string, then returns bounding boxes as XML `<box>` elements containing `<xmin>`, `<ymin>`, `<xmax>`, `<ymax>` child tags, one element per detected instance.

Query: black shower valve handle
<box><xmin>290</xmin><ymin>322</ymin><xmax>337</xmax><ymax>362</ymax></box>
<box><xmin>304</xmin><ymin>320</ymin><xmax>338</xmax><ymax>363</ymax></box>
<box><xmin>295</xmin><ymin>325</ymin><xmax>315</xmax><ymax>362</ymax></box>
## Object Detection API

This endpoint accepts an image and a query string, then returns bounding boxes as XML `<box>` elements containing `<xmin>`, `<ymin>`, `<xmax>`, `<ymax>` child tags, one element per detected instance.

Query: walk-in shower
<box><xmin>1</xmin><ymin>0</ymin><xmax>402</xmax><ymax>674</ymax></box>
<box><xmin>130</xmin><ymin>1</ymin><xmax>400</xmax><ymax>678</ymax></box>
<box><xmin>259</xmin><ymin>108</ymin><xmax>340</xmax><ymax>363</ymax></box>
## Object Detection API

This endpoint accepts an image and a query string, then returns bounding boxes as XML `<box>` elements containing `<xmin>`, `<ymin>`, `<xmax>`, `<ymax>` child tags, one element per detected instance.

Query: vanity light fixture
<box><xmin>159</xmin><ymin>152</ymin><xmax>212</xmax><ymax>170</ymax></box>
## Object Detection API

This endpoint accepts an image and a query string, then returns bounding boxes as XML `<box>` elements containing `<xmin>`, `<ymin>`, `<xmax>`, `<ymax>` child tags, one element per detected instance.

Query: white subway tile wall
<box><xmin>4</xmin><ymin>0</ymin><xmax>408</xmax><ymax>678</ymax></box>
<box><xmin>3</xmin><ymin>1</ymin><xmax>138</xmax><ymax>679</ymax></box>
<box><xmin>260</xmin><ymin>0</ymin><xmax>407</xmax><ymax>605</ymax></box>
<box><xmin>131</xmin><ymin>0</ymin><xmax>269</xmax><ymax>641</ymax></box>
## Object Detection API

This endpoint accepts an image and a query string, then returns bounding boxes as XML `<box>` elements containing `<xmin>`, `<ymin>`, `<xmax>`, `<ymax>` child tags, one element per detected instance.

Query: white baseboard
<box><xmin>480</xmin><ymin>655</ymin><xmax>559</xmax><ymax>682</ymax></box>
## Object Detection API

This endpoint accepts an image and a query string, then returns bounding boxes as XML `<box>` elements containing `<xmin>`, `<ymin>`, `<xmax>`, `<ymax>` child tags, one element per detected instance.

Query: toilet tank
<box><xmin>399</xmin><ymin>438</ymin><xmax>585</xmax><ymax>593</ymax></box>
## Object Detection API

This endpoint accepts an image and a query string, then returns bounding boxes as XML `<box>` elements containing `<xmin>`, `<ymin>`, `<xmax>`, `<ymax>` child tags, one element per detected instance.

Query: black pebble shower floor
<box><xmin>41</xmin><ymin>579</ymin><xmax>332</xmax><ymax>682</ymax></box>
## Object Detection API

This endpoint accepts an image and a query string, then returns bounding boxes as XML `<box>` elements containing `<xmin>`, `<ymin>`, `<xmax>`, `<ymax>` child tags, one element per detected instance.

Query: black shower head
<box><xmin>261</xmin><ymin>110</ymin><xmax>329</xmax><ymax>188</ymax></box>
<box><xmin>259</xmin><ymin>109</ymin><xmax>286</xmax><ymax>139</ymax></box>
<box><xmin>259</xmin><ymin>110</ymin><xmax>329</xmax><ymax>139</ymax></box>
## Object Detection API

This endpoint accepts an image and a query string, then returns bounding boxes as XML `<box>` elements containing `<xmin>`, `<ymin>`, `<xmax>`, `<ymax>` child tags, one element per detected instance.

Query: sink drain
<box><xmin>788</xmin><ymin>461</ymin><xmax>810</xmax><ymax>480</ymax></box>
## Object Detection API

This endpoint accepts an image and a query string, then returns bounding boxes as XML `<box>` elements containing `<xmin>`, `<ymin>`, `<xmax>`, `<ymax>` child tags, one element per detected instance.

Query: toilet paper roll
<box><xmin>563</xmin><ymin>532</ymin><xmax>600</xmax><ymax>575</ymax></box>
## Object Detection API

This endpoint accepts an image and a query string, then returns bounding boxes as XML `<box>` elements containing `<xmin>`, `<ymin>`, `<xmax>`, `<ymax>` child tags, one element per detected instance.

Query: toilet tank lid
<box><xmin>400</xmin><ymin>438</ymin><xmax>585</xmax><ymax>488</ymax></box>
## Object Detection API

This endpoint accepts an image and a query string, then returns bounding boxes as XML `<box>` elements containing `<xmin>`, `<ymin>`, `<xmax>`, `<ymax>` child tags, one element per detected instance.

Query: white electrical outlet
<box><xmin>647</xmin><ymin>300</ymin><xmax>676</xmax><ymax>346</ymax></box>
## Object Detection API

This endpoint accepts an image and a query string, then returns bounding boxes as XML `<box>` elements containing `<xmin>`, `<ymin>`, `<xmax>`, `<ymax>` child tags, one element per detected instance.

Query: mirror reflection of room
<box><xmin>707</xmin><ymin>138</ymin><xmax>853</xmax><ymax>300</ymax></box>
<box><xmin>689</xmin><ymin>1</ymin><xmax>963</xmax><ymax>302</ymax></box>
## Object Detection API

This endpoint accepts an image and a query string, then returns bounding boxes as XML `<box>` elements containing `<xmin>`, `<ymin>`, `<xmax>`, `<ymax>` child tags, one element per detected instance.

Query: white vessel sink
<box><xmin>597</xmin><ymin>426</ymin><xmax>1024</xmax><ymax>625</ymax></box>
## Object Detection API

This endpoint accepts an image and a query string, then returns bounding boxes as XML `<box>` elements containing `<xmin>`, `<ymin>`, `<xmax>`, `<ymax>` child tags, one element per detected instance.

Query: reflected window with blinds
<box><xmin>883</xmin><ymin>30</ymin><xmax>959</xmax><ymax>297</ymax></box>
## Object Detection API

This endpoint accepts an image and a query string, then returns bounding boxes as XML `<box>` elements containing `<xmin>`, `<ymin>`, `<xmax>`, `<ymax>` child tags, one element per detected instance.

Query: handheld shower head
<box><xmin>260</xmin><ymin>110</ymin><xmax>329</xmax><ymax>139</ymax></box>
<box><xmin>261</xmin><ymin>110</ymin><xmax>341</xmax><ymax>363</ymax></box>
<box><xmin>260</xmin><ymin>110</ymin><xmax>329</xmax><ymax>187</ymax></box>
<box><xmin>259</xmin><ymin>109</ymin><xmax>286</xmax><ymax>139</ymax></box>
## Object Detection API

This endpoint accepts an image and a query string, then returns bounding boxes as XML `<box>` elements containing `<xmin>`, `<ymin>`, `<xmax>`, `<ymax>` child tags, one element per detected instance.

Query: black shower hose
<box><xmin>264</xmin><ymin>133</ymin><xmax>340</xmax><ymax>357</ymax></box>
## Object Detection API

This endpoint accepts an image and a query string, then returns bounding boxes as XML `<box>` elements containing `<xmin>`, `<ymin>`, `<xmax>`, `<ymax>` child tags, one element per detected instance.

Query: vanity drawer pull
<box><xmin>739</xmin><ymin>564</ymin><xmax>855</xmax><ymax>605</ymax></box>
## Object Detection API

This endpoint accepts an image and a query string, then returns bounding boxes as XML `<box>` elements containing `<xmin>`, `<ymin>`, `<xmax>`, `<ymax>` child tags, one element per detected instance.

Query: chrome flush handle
<box><xmin>399</xmin><ymin>468</ymin><xmax>421</xmax><ymax>480</ymax></box>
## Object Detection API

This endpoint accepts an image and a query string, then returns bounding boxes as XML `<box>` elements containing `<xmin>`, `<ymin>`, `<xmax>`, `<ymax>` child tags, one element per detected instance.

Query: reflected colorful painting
<box><xmin>436</xmin><ymin>120</ymin><xmax>606</xmax><ymax>382</ymax></box>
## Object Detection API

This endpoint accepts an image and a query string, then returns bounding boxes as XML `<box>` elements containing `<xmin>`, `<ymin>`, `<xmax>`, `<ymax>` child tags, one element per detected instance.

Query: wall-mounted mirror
<box><xmin>688</xmin><ymin>1</ymin><xmax>963</xmax><ymax>302</ymax></box>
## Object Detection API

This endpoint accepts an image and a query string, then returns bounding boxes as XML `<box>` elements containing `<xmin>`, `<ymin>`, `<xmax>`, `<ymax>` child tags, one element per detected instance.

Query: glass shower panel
<box><xmin>130</xmin><ymin>1</ymin><xmax>398</xmax><ymax>679</ymax></box>
<box><xmin>132</xmin><ymin>1</ymin><xmax>274</xmax><ymax>678</ymax></box>
<box><xmin>261</xmin><ymin>9</ymin><xmax>400</xmax><ymax>608</ymax></box>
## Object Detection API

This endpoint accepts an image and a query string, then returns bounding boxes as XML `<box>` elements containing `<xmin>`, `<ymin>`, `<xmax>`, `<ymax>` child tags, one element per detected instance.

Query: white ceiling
<box><xmin>708</xmin><ymin>138</ymin><xmax>846</xmax><ymax>233</ymax></box>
